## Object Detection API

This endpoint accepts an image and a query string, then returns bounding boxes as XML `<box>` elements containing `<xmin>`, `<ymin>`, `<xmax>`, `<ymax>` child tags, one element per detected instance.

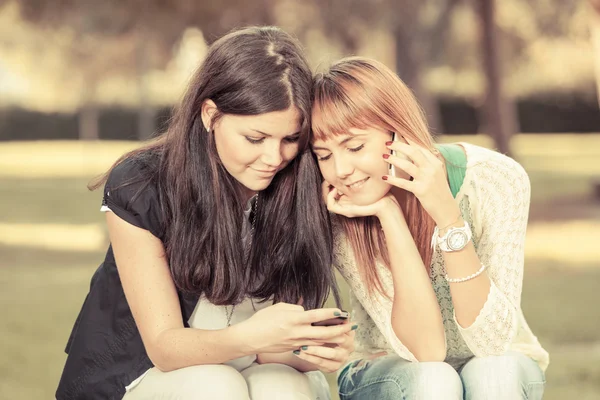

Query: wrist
<box><xmin>225</xmin><ymin>323</ymin><xmax>258</xmax><ymax>357</ymax></box>
<box><xmin>375</xmin><ymin>197</ymin><xmax>403</xmax><ymax>221</ymax></box>
<box><xmin>432</xmin><ymin>204</ymin><xmax>462</xmax><ymax>230</ymax></box>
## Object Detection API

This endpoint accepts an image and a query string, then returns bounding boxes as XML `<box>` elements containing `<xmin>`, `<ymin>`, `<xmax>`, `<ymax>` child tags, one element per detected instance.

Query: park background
<box><xmin>1</xmin><ymin>0</ymin><xmax>599</xmax><ymax>399</ymax></box>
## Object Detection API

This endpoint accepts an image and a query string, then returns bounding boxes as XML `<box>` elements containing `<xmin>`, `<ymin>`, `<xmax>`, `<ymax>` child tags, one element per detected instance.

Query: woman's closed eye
<box><xmin>348</xmin><ymin>144</ymin><xmax>365</xmax><ymax>153</ymax></box>
<box><xmin>284</xmin><ymin>135</ymin><xmax>300</xmax><ymax>143</ymax></box>
<box><xmin>316</xmin><ymin>144</ymin><xmax>363</xmax><ymax>161</ymax></box>
<box><xmin>245</xmin><ymin>135</ymin><xmax>300</xmax><ymax>145</ymax></box>
<box><xmin>245</xmin><ymin>136</ymin><xmax>265</xmax><ymax>144</ymax></box>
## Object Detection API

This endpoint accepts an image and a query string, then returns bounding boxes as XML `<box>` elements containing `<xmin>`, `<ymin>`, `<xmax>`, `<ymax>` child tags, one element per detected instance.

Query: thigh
<box><xmin>459</xmin><ymin>352</ymin><xmax>546</xmax><ymax>400</ymax></box>
<box><xmin>122</xmin><ymin>365</ymin><xmax>250</xmax><ymax>400</ymax></box>
<box><xmin>338</xmin><ymin>354</ymin><xmax>462</xmax><ymax>400</ymax></box>
<box><xmin>241</xmin><ymin>363</ymin><xmax>316</xmax><ymax>400</ymax></box>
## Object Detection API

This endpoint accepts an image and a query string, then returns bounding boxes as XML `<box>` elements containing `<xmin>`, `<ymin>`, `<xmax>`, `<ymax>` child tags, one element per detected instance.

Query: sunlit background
<box><xmin>1</xmin><ymin>1</ymin><xmax>599</xmax><ymax>399</ymax></box>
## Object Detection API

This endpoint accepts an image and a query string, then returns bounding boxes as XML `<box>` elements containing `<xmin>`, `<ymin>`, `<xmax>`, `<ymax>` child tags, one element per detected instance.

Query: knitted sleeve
<box><xmin>454</xmin><ymin>152</ymin><xmax>531</xmax><ymax>356</ymax></box>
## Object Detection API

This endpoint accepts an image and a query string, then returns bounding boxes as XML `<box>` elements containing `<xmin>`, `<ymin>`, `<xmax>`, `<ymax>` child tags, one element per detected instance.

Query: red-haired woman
<box><xmin>310</xmin><ymin>57</ymin><xmax>548</xmax><ymax>400</ymax></box>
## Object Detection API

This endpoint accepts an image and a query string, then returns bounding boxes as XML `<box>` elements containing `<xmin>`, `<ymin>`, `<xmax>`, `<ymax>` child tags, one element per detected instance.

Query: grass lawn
<box><xmin>1</xmin><ymin>135</ymin><xmax>599</xmax><ymax>399</ymax></box>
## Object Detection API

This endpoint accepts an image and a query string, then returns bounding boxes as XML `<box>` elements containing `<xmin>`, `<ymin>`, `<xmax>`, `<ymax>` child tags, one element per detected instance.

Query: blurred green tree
<box><xmin>590</xmin><ymin>0</ymin><xmax>600</xmax><ymax>108</ymax></box>
<box><xmin>0</xmin><ymin>0</ymin><xmax>276</xmax><ymax>140</ymax></box>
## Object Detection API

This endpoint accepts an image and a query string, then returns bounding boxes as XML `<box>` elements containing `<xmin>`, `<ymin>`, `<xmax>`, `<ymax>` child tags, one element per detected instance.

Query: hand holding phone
<box><xmin>312</xmin><ymin>311</ymin><xmax>349</xmax><ymax>326</ymax></box>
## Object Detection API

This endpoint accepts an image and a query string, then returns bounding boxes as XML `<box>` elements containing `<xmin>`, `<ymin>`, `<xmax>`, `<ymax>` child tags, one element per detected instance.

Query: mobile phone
<box><xmin>389</xmin><ymin>132</ymin><xmax>398</xmax><ymax>177</ymax></box>
<box><xmin>312</xmin><ymin>316</ymin><xmax>348</xmax><ymax>326</ymax></box>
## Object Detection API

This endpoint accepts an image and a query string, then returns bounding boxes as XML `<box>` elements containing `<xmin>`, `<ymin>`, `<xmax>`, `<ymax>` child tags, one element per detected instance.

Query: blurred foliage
<box><xmin>0</xmin><ymin>0</ymin><xmax>595</xmax><ymax>112</ymax></box>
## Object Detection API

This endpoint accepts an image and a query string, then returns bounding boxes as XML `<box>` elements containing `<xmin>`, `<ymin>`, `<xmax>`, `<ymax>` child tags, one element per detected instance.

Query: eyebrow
<box><xmin>312</xmin><ymin>134</ymin><xmax>363</xmax><ymax>151</ymax></box>
<box><xmin>251</xmin><ymin>129</ymin><xmax>301</xmax><ymax>137</ymax></box>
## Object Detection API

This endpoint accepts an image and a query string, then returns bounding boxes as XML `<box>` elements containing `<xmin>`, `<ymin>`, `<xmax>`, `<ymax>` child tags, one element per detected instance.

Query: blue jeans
<box><xmin>337</xmin><ymin>352</ymin><xmax>545</xmax><ymax>400</ymax></box>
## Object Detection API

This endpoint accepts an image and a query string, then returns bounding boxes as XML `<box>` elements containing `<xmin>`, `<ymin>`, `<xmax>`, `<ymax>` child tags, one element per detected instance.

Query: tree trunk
<box><xmin>394</xmin><ymin>26</ymin><xmax>443</xmax><ymax>135</ymax></box>
<box><xmin>78</xmin><ymin>75</ymin><xmax>99</xmax><ymax>141</ymax></box>
<box><xmin>590</xmin><ymin>1</ymin><xmax>600</xmax><ymax>107</ymax></box>
<box><xmin>78</xmin><ymin>103</ymin><xmax>99</xmax><ymax>141</ymax></box>
<box><xmin>477</xmin><ymin>0</ymin><xmax>516</xmax><ymax>156</ymax></box>
<box><xmin>136</xmin><ymin>32</ymin><xmax>155</xmax><ymax>141</ymax></box>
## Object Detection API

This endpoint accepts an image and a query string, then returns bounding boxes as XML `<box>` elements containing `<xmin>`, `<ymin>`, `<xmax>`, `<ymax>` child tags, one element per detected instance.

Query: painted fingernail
<box><xmin>382</xmin><ymin>176</ymin><xmax>388</xmax><ymax>181</ymax></box>
<box><xmin>301</xmin><ymin>346</ymin><xmax>308</xmax><ymax>350</ymax></box>
<box><xmin>293</xmin><ymin>350</ymin><xmax>300</xmax><ymax>355</ymax></box>
<box><xmin>385</xmin><ymin>141</ymin><xmax>392</xmax><ymax>146</ymax></box>
<box><xmin>382</xmin><ymin>154</ymin><xmax>390</xmax><ymax>159</ymax></box>
<box><xmin>351</xmin><ymin>324</ymin><xmax>359</xmax><ymax>331</ymax></box>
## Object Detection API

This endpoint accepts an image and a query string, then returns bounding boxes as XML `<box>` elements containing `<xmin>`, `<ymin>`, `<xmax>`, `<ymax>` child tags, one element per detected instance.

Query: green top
<box><xmin>437</xmin><ymin>143</ymin><xmax>467</xmax><ymax>198</ymax></box>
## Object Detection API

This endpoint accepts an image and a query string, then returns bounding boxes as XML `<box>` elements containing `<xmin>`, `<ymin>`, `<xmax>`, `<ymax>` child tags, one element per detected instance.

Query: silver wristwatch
<box><xmin>431</xmin><ymin>221</ymin><xmax>472</xmax><ymax>252</ymax></box>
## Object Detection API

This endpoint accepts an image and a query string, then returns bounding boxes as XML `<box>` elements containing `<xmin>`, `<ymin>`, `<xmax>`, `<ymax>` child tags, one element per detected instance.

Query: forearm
<box><xmin>436</xmin><ymin>216</ymin><xmax>491</xmax><ymax>328</ymax></box>
<box><xmin>150</xmin><ymin>324</ymin><xmax>253</xmax><ymax>372</ymax></box>
<box><xmin>256</xmin><ymin>351</ymin><xmax>319</xmax><ymax>372</ymax></box>
<box><xmin>379</xmin><ymin>207</ymin><xmax>446</xmax><ymax>361</ymax></box>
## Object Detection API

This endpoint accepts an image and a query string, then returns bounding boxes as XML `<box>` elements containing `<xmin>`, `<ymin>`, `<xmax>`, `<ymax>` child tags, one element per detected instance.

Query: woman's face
<box><xmin>312</xmin><ymin>126</ymin><xmax>410</xmax><ymax>206</ymax></box>
<box><xmin>206</xmin><ymin>102</ymin><xmax>302</xmax><ymax>193</ymax></box>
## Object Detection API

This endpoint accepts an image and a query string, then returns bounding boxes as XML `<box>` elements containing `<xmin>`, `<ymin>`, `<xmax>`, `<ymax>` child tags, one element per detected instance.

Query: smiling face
<box><xmin>312</xmin><ymin>126</ymin><xmax>411</xmax><ymax>206</ymax></box>
<box><xmin>203</xmin><ymin>100</ymin><xmax>302</xmax><ymax>193</ymax></box>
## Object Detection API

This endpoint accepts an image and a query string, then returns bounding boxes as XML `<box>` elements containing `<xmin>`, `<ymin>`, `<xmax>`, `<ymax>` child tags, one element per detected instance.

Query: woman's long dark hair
<box><xmin>91</xmin><ymin>27</ymin><xmax>338</xmax><ymax>309</ymax></box>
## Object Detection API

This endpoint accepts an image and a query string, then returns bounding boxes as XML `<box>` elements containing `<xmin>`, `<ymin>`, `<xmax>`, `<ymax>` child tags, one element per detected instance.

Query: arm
<box><xmin>383</xmin><ymin>140</ymin><xmax>527</xmax><ymax>357</ymax></box>
<box><xmin>323</xmin><ymin>184</ymin><xmax>445</xmax><ymax>362</ymax></box>
<box><xmin>257</xmin><ymin>352</ymin><xmax>319</xmax><ymax>372</ymax></box>
<box><xmin>107</xmin><ymin>212</ymin><xmax>253</xmax><ymax>372</ymax></box>
<box><xmin>377</xmin><ymin>202</ymin><xmax>446</xmax><ymax>361</ymax></box>
<box><xmin>430</xmin><ymin>211</ymin><xmax>491</xmax><ymax>329</ymax></box>
<box><xmin>447</xmin><ymin>159</ymin><xmax>530</xmax><ymax>356</ymax></box>
<box><xmin>109</xmin><ymin>211</ymin><xmax>354</xmax><ymax>371</ymax></box>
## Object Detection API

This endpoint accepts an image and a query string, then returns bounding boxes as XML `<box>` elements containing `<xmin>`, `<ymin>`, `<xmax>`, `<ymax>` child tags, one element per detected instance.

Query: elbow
<box><xmin>152</xmin><ymin>359</ymin><xmax>177</xmax><ymax>373</ymax></box>
<box><xmin>146</xmin><ymin>331</ymin><xmax>179</xmax><ymax>372</ymax></box>
<box><xmin>147</xmin><ymin>347</ymin><xmax>178</xmax><ymax>372</ymax></box>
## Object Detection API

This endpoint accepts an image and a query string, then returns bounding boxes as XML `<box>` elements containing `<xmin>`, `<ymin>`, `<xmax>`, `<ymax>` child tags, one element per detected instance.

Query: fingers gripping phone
<box><xmin>312</xmin><ymin>313</ymin><xmax>349</xmax><ymax>326</ymax></box>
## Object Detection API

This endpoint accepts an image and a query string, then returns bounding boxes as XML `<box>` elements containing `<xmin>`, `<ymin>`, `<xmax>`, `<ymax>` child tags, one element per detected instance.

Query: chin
<box><xmin>240</xmin><ymin>178</ymin><xmax>273</xmax><ymax>192</ymax></box>
<box><xmin>345</xmin><ymin>184</ymin><xmax>391</xmax><ymax>206</ymax></box>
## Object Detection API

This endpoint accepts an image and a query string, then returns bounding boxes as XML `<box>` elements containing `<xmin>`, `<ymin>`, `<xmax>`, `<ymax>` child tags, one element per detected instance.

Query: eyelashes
<box><xmin>316</xmin><ymin>143</ymin><xmax>365</xmax><ymax>162</ymax></box>
<box><xmin>348</xmin><ymin>144</ymin><xmax>364</xmax><ymax>152</ymax></box>
<box><xmin>245</xmin><ymin>137</ymin><xmax>264</xmax><ymax>144</ymax></box>
<box><xmin>244</xmin><ymin>136</ymin><xmax>300</xmax><ymax>145</ymax></box>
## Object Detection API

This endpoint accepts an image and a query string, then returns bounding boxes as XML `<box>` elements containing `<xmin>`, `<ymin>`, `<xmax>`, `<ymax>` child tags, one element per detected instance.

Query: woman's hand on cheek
<box><xmin>322</xmin><ymin>180</ymin><xmax>399</xmax><ymax>219</ymax></box>
<box><xmin>383</xmin><ymin>138</ymin><xmax>459</xmax><ymax>225</ymax></box>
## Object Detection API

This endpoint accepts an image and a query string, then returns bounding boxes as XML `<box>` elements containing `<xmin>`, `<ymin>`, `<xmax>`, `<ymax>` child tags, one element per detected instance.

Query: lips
<box><xmin>346</xmin><ymin>177</ymin><xmax>369</xmax><ymax>190</ymax></box>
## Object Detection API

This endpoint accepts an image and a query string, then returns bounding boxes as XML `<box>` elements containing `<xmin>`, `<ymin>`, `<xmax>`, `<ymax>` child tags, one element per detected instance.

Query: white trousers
<box><xmin>122</xmin><ymin>363</ymin><xmax>328</xmax><ymax>400</ymax></box>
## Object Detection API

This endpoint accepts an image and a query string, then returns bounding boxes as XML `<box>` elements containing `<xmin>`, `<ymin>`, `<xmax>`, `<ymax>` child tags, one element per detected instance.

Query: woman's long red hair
<box><xmin>312</xmin><ymin>57</ymin><xmax>437</xmax><ymax>297</ymax></box>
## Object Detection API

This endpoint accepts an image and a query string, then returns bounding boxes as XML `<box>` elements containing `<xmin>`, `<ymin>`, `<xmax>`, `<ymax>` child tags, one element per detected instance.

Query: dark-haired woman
<box><xmin>56</xmin><ymin>27</ymin><xmax>354</xmax><ymax>400</ymax></box>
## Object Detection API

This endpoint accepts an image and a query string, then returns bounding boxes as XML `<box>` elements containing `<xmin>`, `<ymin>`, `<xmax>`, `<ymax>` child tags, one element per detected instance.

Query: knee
<box><xmin>409</xmin><ymin>362</ymin><xmax>463</xmax><ymax>399</ymax></box>
<box><xmin>460</xmin><ymin>353</ymin><xmax>544</xmax><ymax>400</ymax></box>
<box><xmin>376</xmin><ymin>360</ymin><xmax>462</xmax><ymax>399</ymax></box>
<box><xmin>242</xmin><ymin>363</ymin><xmax>313</xmax><ymax>400</ymax></box>
<box><xmin>178</xmin><ymin>364</ymin><xmax>250</xmax><ymax>399</ymax></box>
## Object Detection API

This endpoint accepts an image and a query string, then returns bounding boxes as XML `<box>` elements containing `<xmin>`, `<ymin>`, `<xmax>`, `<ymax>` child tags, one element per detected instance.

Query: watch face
<box><xmin>447</xmin><ymin>230</ymin><xmax>468</xmax><ymax>251</ymax></box>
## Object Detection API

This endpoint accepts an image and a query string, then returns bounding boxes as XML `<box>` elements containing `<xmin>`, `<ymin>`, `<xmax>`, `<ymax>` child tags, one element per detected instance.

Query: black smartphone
<box><xmin>312</xmin><ymin>315</ymin><xmax>348</xmax><ymax>326</ymax></box>
<box><xmin>389</xmin><ymin>132</ymin><xmax>397</xmax><ymax>177</ymax></box>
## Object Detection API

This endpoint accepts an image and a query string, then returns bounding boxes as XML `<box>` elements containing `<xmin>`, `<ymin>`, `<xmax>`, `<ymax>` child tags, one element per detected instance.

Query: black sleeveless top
<box><xmin>56</xmin><ymin>158</ymin><xmax>200</xmax><ymax>400</ymax></box>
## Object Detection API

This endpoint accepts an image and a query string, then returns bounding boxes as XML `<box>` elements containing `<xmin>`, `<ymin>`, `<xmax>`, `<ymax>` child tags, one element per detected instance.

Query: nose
<box><xmin>261</xmin><ymin>140</ymin><xmax>283</xmax><ymax>168</ymax></box>
<box><xmin>334</xmin><ymin>154</ymin><xmax>353</xmax><ymax>180</ymax></box>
